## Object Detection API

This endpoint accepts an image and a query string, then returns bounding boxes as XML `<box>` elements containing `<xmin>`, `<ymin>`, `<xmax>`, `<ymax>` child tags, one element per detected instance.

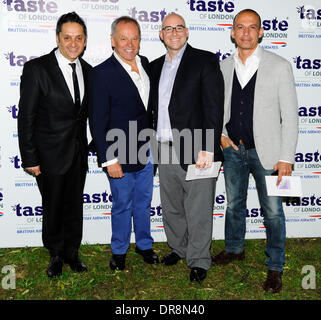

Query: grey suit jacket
<box><xmin>220</xmin><ymin>46</ymin><xmax>299</xmax><ymax>170</ymax></box>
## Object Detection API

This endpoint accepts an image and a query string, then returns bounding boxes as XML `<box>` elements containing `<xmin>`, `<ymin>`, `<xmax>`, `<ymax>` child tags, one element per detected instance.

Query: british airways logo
<box><xmin>5</xmin><ymin>0</ymin><xmax>58</xmax><ymax>13</ymax></box>
<box><xmin>261</xmin><ymin>17</ymin><xmax>289</xmax><ymax>49</ymax></box>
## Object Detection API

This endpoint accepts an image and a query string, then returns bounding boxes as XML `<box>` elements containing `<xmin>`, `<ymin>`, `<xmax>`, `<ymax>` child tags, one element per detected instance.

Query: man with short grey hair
<box><xmin>89</xmin><ymin>16</ymin><xmax>158</xmax><ymax>271</ymax></box>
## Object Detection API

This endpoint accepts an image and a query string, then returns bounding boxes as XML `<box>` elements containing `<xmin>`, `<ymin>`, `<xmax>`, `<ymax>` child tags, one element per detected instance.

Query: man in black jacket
<box><xmin>148</xmin><ymin>13</ymin><xmax>224</xmax><ymax>283</ymax></box>
<box><xmin>18</xmin><ymin>12</ymin><xmax>92</xmax><ymax>278</ymax></box>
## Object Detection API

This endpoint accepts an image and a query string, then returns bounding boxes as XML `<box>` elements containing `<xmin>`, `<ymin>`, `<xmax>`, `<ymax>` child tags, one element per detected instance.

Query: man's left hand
<box><xmin>273</xmin><ymin>161</ymin><xmax>293</xmax><ymax>186</ymax></box>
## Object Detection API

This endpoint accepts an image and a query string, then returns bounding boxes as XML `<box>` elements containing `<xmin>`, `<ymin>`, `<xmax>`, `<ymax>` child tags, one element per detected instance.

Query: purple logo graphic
<box><xmin>293</xmin><ymin>56</ymin><xmax>321</xmax><ymax>70</ymax></box>
<box><xmin>150</xmin><ymin>206</ymin><xmax>162</xmax><ymax>217</ymax></box>
<box><xmin>5</xmin><ymin>52</ymin><xmax>38</xmax><ymax>67</ymax></box>
<box><xmin>10</xmin><ymin>155</ymin><xmax>21</xmax><ymax>169</ymax></box>
<box><xmin>295</xmin><ymin>151</ymin><xmax>321</xmax><ymax>163</ymax></box>
<box><xmin>7</xmin><ymin>105</ymin><xmax>19</xmax><ymax>119</ymax></box>
<box><xmin>263</xmin><ymin>18</ymin><xmax>289</xmax><ymax>31</ymax></box>
<box><xmin>215</xmin><ymin>49</ymin><xmax>231</xmax><ymax>61</ymax></box>
<box><xmin>297</xmin><ymin>5</ymin><xmax>321</xmax><ymax>20</ymax></box>
<box><xmin>278</xmin><ymin>178</ymin><xmax>291</xmax><ymax>190</ymax></box>
<box><xmin>5</xmin><ymin>0</ymin><xmax>58</xmax><ymax>13</ymax></box>
<box><xmin>12</xmin><ymin>204</ymin><xmax>43</xmax><ymax>216</ymax></box>
<box><xmin>298</xmin><ymin>106</ymin><xmax>321</xmax><ymax>117</ymax></box>
<box><xmin>285</xmin><ymin>195</ymin><xmax>321</xmax><ymax>207</ymax></box>
<box><xmin>83</xmin><ymin>191</ymin><xmax>113</xmax><ymax>204</ymax></box>
<box><xmin>246</xmin><ymin>207</ymin><xmax>264</xmax><ymax>218</ymax></box>
<box><xmin>187</xmin><ymin>0</ymin><xmax>235</xmax><ymax>13</ymax></box>
<box><xmin>128</xmin><ymin>7</ymin><xmax>167</xmax><ymax>23</ymax></box>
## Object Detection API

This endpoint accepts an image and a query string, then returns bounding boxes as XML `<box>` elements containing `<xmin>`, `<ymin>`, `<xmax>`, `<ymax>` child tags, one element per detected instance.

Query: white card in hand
<box><xmin>265</xmin><ymin>176</ymin><xmax>302</xmax><ymax>197</ymax></box>
<box><xmin>186</xmin><ymin>162</ymin><xmax>222</xmax><ymax>181</ymax></box>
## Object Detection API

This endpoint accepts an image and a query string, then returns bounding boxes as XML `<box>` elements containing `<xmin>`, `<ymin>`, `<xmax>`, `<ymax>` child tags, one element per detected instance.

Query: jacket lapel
<box><xmin>111</xmin><ymin>55</ymin><xmax>146</xmax><ymax>112</ymax></box>
<box><xmin>168</xmin><ymin>44</ymin><xmax>192</xmax><ymax>112</ymax></box>
<box><xmin>47</xmin><ymin>49</ymin><xmax>75</xmax><ymax>106</ymax></box>
<box><xmin>152</xmin><ymin>55</ymin><xmax>165</xmax><ymax>116</ymax></box>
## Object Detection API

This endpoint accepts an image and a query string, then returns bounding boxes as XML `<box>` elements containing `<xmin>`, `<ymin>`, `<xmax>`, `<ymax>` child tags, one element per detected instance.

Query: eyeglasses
<box><xmin>162</xmin><ymin>25</ymin><xmax>186</xmax><ymax>33</ymax></box>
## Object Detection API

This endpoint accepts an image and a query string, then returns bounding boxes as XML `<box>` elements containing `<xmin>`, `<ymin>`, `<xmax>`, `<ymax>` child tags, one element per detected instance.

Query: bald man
<box><xmin>148</xmin><ymin>13</ymin><xmax>224</xmax><ymax>283</ymax></box>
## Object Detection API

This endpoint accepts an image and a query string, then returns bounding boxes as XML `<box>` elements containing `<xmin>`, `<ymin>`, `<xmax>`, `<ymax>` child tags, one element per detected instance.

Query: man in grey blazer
<box><xmin>211</xmin><ymin>9</ymin><xmax>298</xmax><ymax>293</ymax></box>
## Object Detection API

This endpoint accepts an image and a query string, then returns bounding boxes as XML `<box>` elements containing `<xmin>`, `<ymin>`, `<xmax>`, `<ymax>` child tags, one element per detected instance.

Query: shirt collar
<box><xmin>55</xmin><ymin>48</ymin><xmax>80</xmax><ymax>67</ymax></box>
<box><xmin>234</xmin><ymin>45</ymin><xmax>262</xmax><ymax>66</ymax></box>
<box><xmin>113</xmin><ymin>51</ymin><xmax>141</xmax><ymax>72</ymax></box>
<box><xmin>165</xmin><ymin>42</ymin><xmax>187</xmax><ymax>63</ymax></box>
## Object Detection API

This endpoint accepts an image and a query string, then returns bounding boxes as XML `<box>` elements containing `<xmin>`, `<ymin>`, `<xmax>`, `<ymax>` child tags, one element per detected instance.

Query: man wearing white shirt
<box><xmin>18</xmin><ymin>12</ymin><xmax>92</xmax><ymax>278</ymax></box>
<box><xmin>212</xmin><ymin>9</ymin><xmax>298</xmax><ymax>294</ymax></box>
<box><xmin>89</xmin><ymin>16</ymin><xmax>159</xmax><ymax>271</ymax></box>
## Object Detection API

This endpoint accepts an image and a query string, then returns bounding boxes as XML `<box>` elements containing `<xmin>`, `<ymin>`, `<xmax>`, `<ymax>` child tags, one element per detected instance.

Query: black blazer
<box><xmin>88</xmin><ymin>54</ymin><xmax>150</xmax><ymax>173</ymax></box>
<box><xmin>18</xmin><ymin>48</ymin><xmax>92</xmax><ymax>175</ymax></box>
<box><xmin>148</xmin><ymin>44</ymin><xmax>224</xmax><ymax>171</ymax></box>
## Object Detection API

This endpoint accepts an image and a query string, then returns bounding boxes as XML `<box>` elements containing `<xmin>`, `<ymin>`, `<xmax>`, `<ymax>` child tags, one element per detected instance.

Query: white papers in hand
<box><xmin>186</xmin><ymin>162</ymin><xmax>222</xmax><ymax>181</ymax></box>
<box><xmin>265</xmin><ymin>176</ymin><xmax>302</xmax><ymax>197</ymax></box>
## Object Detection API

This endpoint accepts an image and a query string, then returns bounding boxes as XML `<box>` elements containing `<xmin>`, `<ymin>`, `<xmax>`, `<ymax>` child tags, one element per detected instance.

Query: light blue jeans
<box><xmin>223</xmin><ymin>145</ymin><xmax>285</xmax><ymax>272</ymax></box>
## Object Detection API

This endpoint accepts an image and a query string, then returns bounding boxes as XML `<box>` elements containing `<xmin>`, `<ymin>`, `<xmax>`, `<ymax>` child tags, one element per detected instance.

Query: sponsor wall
<box><xmin>0</xmin><ymin>0</ymin><xmax>320</xmax><ymax>248</ymax></box>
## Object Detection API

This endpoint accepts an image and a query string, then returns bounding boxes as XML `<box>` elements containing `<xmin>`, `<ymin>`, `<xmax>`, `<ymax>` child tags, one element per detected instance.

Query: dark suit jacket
<box><xmin>88</xmin><ymin>54</ymin><xmax>150</xmax><ymax>173</ymax></box>
<box><xmin>18</xmin><ymin>48</ymin><xmax>92</xmax><ymax>175</ymax></box>
<box><xmin>148</xmin><ymin>44</ymin><xmax>224</xmax><ymax>171</ymax></box>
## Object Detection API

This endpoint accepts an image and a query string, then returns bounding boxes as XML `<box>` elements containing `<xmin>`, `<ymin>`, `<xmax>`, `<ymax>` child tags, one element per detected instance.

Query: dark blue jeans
<box><xmin>223</xmin><ymin>145</ymin><xmax>285</xmax><ymax>272</ymax></box>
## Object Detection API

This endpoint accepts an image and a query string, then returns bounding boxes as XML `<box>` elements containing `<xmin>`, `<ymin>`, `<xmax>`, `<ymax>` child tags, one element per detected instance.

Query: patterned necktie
<box><xmin>69</xmin><ymin>63</ymin><xmax>81</xmax><ymax>108</ymax></box>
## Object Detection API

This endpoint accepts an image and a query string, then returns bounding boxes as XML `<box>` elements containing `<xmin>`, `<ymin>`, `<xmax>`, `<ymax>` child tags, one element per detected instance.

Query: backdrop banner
<box><xmin>1</xmin><ymin>0</ymin><xmax>320</xmax><ymax>248</ymax></box>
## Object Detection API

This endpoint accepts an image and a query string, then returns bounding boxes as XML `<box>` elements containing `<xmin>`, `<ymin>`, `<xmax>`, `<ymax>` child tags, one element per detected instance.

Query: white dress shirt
<box><xmin>102</xmin><ymin>52</ymin><xmax>150</xmax><ymax>167</ymax></box>
<box><xmin>55</xmin><ymin>48</ymin><xmax>85</xmax><ymax>103</ymax></box>
<box><xmin>233</xmin><ymin>45</ymin><xmax>261</xmax><ymax>89</ymax></box>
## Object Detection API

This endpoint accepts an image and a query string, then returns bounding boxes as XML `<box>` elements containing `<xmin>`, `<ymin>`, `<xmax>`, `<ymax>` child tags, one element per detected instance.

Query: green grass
<box><xmin>0</xmin><ymin>239</ymin><xmax>320</xmax><ymax>300</ymax></box>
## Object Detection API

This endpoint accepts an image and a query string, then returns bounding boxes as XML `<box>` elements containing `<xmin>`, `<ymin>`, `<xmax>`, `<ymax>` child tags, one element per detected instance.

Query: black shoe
<box><xmin>47</xmin><ymin>256</ymin><xmax>63</xmax><ymax>278</ymax></box>
<box><xmin>211</xmin><ymin>250</ymin><xmax>245</xmax><ymax>265</ymax></box>
<box><xmin>263</xmin><ymin>270</ymin><xmax>283</xmax><ymax>293</ymax></box>
<box><xmin>135</xmin><ymin>247</ymin><xmax>159</xmax><ymax>264</ymax></box>
<box><xmin>161</xmin><ymin>252</ymin><xmax>181</xmax><ymax>266</ymax></box>
<box><xmin>110</xmin><ymin>254</ymin><xmax>126</xmax><ymax>271</ymax></box>
<box><xmin>190</xmin><ymin>267</ymin><xmax>207</xmax><ymax>284</ymax></box>
<box><xmin>66</xmin><ymin>257</ymin><xmax>88</xmax><ymax>273</ymax></box>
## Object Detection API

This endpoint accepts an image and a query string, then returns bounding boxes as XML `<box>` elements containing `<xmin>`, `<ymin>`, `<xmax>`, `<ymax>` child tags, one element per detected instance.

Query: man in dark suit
<box><xmin>18</xmin><ymin>12</ymin><xmax>92</xmax><ymax>278</ymax></box>
<box><xmin>148</xmin><ymin>13</ymin><xmax>224</xmax><ymax>283</ymax></box>
<box><xmin>89</xmin><ymin>16</ymin><xmax>159</xmax><ymax>271</ymax></box>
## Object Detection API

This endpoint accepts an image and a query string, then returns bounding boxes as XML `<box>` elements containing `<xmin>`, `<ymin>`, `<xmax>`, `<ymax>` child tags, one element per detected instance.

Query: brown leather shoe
<box><xmin>263</xmin><ymin>270</ymin><xmax>283</xmax><ymax>293</ymax></box>
<box><xmin>211</xmin><ymin>250</ymin><xmax>245</xmax><ymax>265</ymax></box>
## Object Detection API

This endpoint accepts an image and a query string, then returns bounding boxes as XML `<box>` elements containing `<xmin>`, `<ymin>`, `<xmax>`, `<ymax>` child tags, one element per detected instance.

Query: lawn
<box><xmin>0</xmin><ymin>238</ymin><xmax>320</xmax><ymax>301</ymax></box>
